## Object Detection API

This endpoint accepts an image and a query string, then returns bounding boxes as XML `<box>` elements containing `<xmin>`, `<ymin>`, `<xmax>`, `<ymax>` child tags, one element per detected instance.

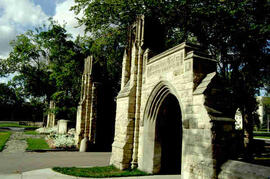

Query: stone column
<box><xmin>80</xmin><ymin>74</ymin><xmax>92</xmax><ymax>152</ymax></box>
<box><xmin>46</xmin><ymin>100</ymin><xmax>56</xmax><ymax>128</ymax></box>
<box><xmin>88</xmin><ymin>82</ymin><xmax>100</xmax><ymax>144</ymax></box>
<box><xmin>131</xmin><ymin>47</ymin><xmax>145</xmax><ymax>168</ymax></box>
<box><xmin>121</xmin><ymin>50</ymin><xmax>131</xmax><ymax>90</ymax></box>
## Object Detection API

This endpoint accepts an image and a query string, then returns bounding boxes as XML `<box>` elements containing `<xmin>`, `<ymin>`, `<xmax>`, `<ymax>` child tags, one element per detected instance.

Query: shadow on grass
<box><xmin>0</xmin><ymin>122</ymin><xmax>39</xmax><ymax>130</ymax></box>
<box><xmin>53</xmin><ymin>165</ymin><xmax>150</xmax><ymax>178</ymax></box>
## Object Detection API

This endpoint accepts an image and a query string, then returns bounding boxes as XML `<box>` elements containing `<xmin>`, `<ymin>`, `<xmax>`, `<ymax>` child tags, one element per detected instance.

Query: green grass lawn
<box><xmin>24</xmin><ymin>130</ymin><xmax>38</xmax><ymax>135</ymax></box>
<box><xmin>0</xmin><ymin>122</ymin><xmax>38</xmax><ymax>130</ymax></box>
<box><xmin>253</xmin><ymin>156</ymin><xmax>270</xmax><ymax>167</ymax></box>
<box><xmin>26</xmin><ymin>138</ymin><xmax>50</xmax><ymax>150</ymax></box>
<box><xmin>254</xmin><ymin>136</ymin><xmax>270</xmax><ymax>139</ymax></box>
<box><xmin>0</xmin><ymin>131</ymin><xmax>11</xmax><ymax>151</ymax></box>
<box><xmin>254</xmin><ymin>131</ymin><xmax>270</xmax><ymax>139</ymax></box>
<box><xmin>254</xmin><ymin>131</ymin><xmax>270</xmax><ymax>134</ymax></box>
<box><xmin>53</xmin><ymin>165</ymin><xmax>149</xmax><ymax>178</ymax></box>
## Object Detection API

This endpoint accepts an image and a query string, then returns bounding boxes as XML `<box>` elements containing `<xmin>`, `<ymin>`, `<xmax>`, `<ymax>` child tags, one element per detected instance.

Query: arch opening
<box><xmin>141</xmin><ymin>83</ymin><xmax>182</xmax><ymax>174</ymax></box>
<box><xmin>155</xmin><ymin>93</ymin><xmax>182</xmax><ymax>174</ymax></box>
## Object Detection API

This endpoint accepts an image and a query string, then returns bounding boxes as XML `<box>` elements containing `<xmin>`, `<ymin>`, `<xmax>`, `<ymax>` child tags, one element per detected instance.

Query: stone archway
<box><xmin>140</xmin><ymin>83</ymin><xmax>182</xmax><ymax>174</ymax></box>
<box><xmin>110</xmin><ymin>16</ymin><xmax>237</xmax><ymax>178</ymax></box>
<box><xmin>156</xmin><ymin>93</ymin><xmax>182</xmax><ymax>174</ymax></box>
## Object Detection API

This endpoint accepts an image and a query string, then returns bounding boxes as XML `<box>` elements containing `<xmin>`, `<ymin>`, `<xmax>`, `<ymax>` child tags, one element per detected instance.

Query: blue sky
<box><xmin>0</xmin><ymin>0</ymin><xmax>85</xmax><ymax>60</ymax></box>
<box><xmin>33</xmin><ymin>0</ymin><xmax>58</xmax><ymax>16</ymax></box>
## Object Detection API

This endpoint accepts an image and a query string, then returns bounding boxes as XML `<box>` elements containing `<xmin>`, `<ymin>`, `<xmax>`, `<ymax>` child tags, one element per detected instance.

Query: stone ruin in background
<box><xmin>75</xmin><ymin>56</ymin><xmax>99</xmax><ymax>151</ymax></box>
<box><xmin>46</xmin><ymin>57</ymin><xmax>102</xmax><ymax>138</ymax></box>
<box><xmin>46</xmin><ymin>101</ymin><xmax>72</xmax><ymax>134</ymax></box>
<box><xmin>75</xmin><ymin>55</ymin><xmax>114</xmax><ymax>152</ymax></box>
<box><xmin>110</xmin><ymin>15</ymin><xmax>239</xmax><ymax>178</ymax></box>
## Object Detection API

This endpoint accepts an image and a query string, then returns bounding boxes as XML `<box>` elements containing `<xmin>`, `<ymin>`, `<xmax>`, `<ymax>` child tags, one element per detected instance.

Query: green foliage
<box><xmin>0</xmin><ymin>83</ymin><xmax>45</xmax><ymax>122</ymax></box>
<box><xmin>0</xmin><ymin>132</ymin><xmax>11</xmax><ymax>151</ymax></box>
<box><xmin>5</xmin><ymin>29</ymin><xmax>54</xmax><ymax>98</ymax></box>
<box><xmin>0</xmin><ymin>20</ymin><xmax>85</xmax><ymax>121</ymax></box>
<box><xmin>36</xmin><ymin>22</ymin><xmax>84</xmax><ymax>120</ymax></box>
<box><xmin>52</xmin><ymin>91</ymin><xmax>78</xmax><ymax>120</ymax></box>
<box><xmin>26</xmin><ymin>138</ymin><xmax>50</xmax><ymax>150</ymax></box>
<box><xmin>254</xmin><ymin>136</ymin><xmax>270</xmax><ymax>139</ymax></box>
<box><xmin>0</xmin><ymin>82</ymin><xmax>46</xmax><ymax>122</ymax></box>
<box><xmin>53</xmin><ymin>165</ymin><xmax>149</xmax><ymax>178</ymax></box>
<box><xmin>77</xmin><ymin>28</ymin><xmax>123</xmax><ymax>96</ymax></box>
<box><xmin>0</xmin><ymin>83</ymin><xmax>22</xmax><ymax>106</ymax></box>
<box><xmin>73</xmin><ymin>0</ymin><xmax>270</xmax><ymax>106</ymax></box>
<box><xmin>254</xmin><ymin>131</ymin><xmax>270</xmax><ymax>137</ymax></box>
<box><xmin>72</xmin><ymin>0</ymin><xmax>269</xmax><ymax>85</ymax></box>
<box><xmin>0</xmin><ymin>123</ymin><xmax>20</xmax><ymax>128</ymax></box>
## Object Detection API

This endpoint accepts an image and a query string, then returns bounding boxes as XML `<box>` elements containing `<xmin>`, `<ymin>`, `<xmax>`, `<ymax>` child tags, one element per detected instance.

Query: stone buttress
<box><xmin>110</xmin><ymin>16</ymin><xmax>145</xmax><ymax>169</ymax></box>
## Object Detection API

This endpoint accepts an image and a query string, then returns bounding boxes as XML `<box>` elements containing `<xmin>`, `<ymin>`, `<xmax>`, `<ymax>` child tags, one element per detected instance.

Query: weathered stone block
<box><xmin>58</xmin><ymin>120</ymin><xmax>68</xmax><ymax>134</ymax></box>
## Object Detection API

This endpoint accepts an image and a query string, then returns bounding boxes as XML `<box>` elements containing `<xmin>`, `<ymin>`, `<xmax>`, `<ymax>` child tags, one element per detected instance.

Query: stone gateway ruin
<box><xmin>110</xmin><ymin>16</ymin><xmax>238</xmax><ymax>178</ymax></box>
<box><xmin>75</xmin><ymin>56</ymin><xmax>114</xmax><ymax>152</ymax></box>
<box><xmin>75</xmin><ymin>56</ymin><xmax>99</xmax><ymax>151</ymax></box>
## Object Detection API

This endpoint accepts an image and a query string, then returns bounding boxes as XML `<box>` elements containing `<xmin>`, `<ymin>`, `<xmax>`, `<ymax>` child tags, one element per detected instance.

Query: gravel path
<box><xmin>2</xmin><ymin>132</ymin><xmax>42</xmax><ymax>153</ymax></box>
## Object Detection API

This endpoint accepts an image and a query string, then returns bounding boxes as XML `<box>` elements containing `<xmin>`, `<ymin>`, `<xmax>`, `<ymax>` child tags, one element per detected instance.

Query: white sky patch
<box><xmin>53</xmin><ymin>0</ymin><xmax>86</xmax><ymax>38</ymax></box>
<box><xmin>0</xmin><ymin>25</ymin><xmax>16</xmax><ymax>59</ymax></box>
<box><xmin>0</xmin><ymin>0</ymin><xmax>47</xmax><ymax>26</ymax></box>
<box><xmin>0</xmin><ymin>0</ymin><xmax>48</xmax><ymax>59</ymax></box>
<box><xmin>0</xmin><ymin>73</ymin><xmax>15</xmax><ymax>84</ymax></box>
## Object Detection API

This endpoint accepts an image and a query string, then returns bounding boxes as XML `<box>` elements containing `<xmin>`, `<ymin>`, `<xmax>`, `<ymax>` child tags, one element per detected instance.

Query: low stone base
<box><xmin>219</xmin><ymin>160</ymin><xmax>270</xmax><ymax>179</ymax></box>
<box><xmin>58</xmin><ymin>120</ymin><xmax>68</xmax><ymax>134</ymax></box>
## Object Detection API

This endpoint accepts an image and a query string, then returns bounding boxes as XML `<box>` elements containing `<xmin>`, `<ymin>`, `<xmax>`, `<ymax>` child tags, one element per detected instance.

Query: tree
<box><xmin>0</xmin><ymin>82</ymin><xmax>21</xmax><ymax>120</ymax></box>
<box><xmin>0</xmin><ymin>21</ymin><xmax>85</xmax><ymax>121</ymax></box>
<box><xmin>0</xmin><ymin>82</ymin><xmax>44</xmax><ymax>122</ymax></box>
<box><xmin>77</xmin><ymin>28</ymin><xmax>124</xmax><ymax>95</ymax></box>
<box><xmin>1</xmin><ymin>28</ymin><xmax>55</xmax><ymax>99</ymax></box>
<box><xmin>37</xmin><ymin>22</ymin><xmax>85</xmax><ymax>119</ymax></box>
<box><xmin>72</xmin><ymin>0</ymin><xmax>270</xmax><ymax>160</ymax></box>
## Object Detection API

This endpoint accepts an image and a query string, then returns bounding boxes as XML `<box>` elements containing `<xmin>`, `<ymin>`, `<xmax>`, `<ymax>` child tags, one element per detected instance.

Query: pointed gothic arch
<box><xmin>140</xmin><ymin>81</ymin><xmax>183</xmax><ymax>174</ymax></box>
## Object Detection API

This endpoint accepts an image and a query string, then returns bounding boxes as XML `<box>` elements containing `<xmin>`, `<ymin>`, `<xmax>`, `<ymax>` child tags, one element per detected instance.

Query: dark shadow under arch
<box><xmin>155</xmin><ymin>93</ymin><xmax>182</xmax><ymax>174</ymax></box>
